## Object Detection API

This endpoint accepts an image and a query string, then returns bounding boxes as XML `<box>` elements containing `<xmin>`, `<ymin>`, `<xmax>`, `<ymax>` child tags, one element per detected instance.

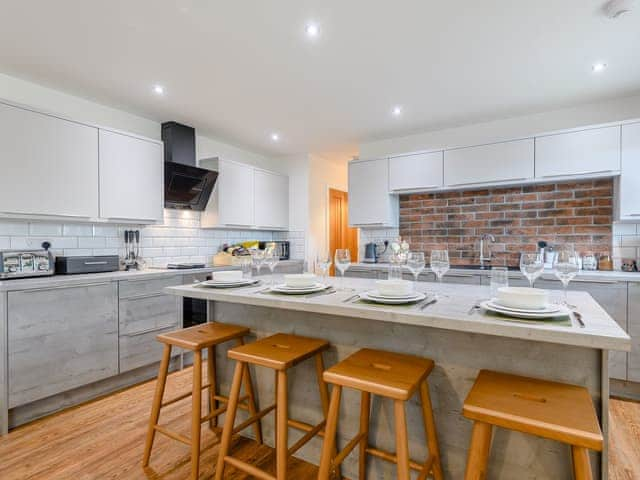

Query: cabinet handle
<box><xmin>225</xmin><ymin>223</ymin><xmax>253</xmax><ymax>228</ymax></box>
<box><xmin>355</xmin><ymin>222</ymin><xmax>386</xmax><ymax>226</ymax></box>
<box><xmin>447</xmin><ymin>177</ymin><xmax>527</xmax><ymax>187</ymax></box>
<box><xmin>120</xmin><ymin>292</ymin><xmax>168</xmax><ymax>301</ymax></box>
<box><xmin>541</xmin><ymin>170</ymin><xmax>615</xmax><ymax>178</ymax></box>
<box><xmin>392</xmin><ymin>185</ymin><xmax>440</xmax><ymax>192</ymax></box>
<box><xmin>626</xmin><ymin>214</ymin><xmax>640</xmax><ymax>217</ymax></box>
<box><xmin>442</xmin><ymin>273</ymin><xmax>475</xmax><ymax>278</ymax></box>
<box><xmin>12</xmin><ymin>281</ymin><xmax>112</xmax><ymax>293</ymax></box>
<box><xmin>84</xmin><ymin>261</ymin><xmax>108</xmax><ymax>265</ymax></box>
<box><xmin>0</xmin><ymin>211</ymin><xmax>91</xmax><ymax>219</ymax></box>
<box><xmin>571</xmin><ymin>279</ymin><xmax>619</xmax><ymax>285</ymax></box>
<box><xmin>121</xmin><ymin>324</ymin><xmax>177</xmax><ymax>337</ymax></box>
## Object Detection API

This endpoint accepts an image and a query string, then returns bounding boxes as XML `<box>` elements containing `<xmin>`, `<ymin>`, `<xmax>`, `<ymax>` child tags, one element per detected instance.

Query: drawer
<box><xmin>119</xmin><ymin>325</ymin><xmax>180</xmax><ymax>373</ymax></box>
<box><xmin>118</xmin><ymin>275</ymin><xmax>182</xmax><ymax>299</ymax></box>
<box><xmin>119</xmin><ymin>293</ymin><xmax>180</xmax><ymax>336</ymax></box>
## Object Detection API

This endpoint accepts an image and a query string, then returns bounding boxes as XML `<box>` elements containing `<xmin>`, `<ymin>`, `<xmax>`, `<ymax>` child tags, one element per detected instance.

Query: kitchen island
<box><xmin>166</xmin><ymin>276</ymin><xmax>630</xmax><ymax>479</ymax></box>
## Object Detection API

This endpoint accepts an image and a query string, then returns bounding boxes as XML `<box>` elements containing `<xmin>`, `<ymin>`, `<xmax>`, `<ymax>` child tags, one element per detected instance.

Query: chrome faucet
<box><xmin>479</xmin><ymin>234</ymin><xmax>496</xmax><ymax>269</ymax></box>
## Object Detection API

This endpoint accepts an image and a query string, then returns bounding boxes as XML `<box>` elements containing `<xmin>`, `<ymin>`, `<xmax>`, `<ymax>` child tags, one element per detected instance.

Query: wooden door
<box><xmin>329</xmin><ymin>188</ymin><xmax>358</xmax><ymax>275</ymax></box>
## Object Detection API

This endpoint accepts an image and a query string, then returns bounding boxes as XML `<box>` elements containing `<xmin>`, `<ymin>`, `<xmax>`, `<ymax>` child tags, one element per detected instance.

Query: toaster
<box><xmin>0</xmin><ymin>249</ymin><xmax>55</xmax><ymax>279</ymax></box>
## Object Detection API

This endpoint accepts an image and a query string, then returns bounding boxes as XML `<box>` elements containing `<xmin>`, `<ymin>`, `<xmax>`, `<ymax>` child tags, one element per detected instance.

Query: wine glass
<box><xmin>553</xmin><ymin>245</ymin><xmax>580</xmax><ymax>306</ymax></box>
<box><xmin>250</xmin><ymin>249</ymin><xmax>265</xmax><ymax>277</ymax></box>
<box><xmin>520</xmin><ymin>252</ymin><xmax>544</xmax><ymax>288</ymax></box>
<box><xmin>430</xmin><ymin>250</ymin><xmax>450</xmax><ymax>283</ymax></box>
<box><xmin>264</xmin><ymin>247</ymin><xmax>279</xmax><ymax>286</ymax></box>
<box><xmin>406</xmin><ymin>252</ymin><xmax>425</xmax><ymax>291</ymax></box>
<box><xmin>315</xmin><ymin>253</ymin><xmax>332</xmax><ymax>284</ymax></box>
<box><xmin>334</xmin><ymin>249</ymin><xmax>351</xmax><ymax>290</ymax></box>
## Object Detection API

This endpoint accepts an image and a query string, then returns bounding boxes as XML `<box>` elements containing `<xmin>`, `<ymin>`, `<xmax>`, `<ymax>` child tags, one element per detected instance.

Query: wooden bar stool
<box><xmin>214</xmin><ymin>333</ymin><xmax>333</xmax><ymax>480</ymax></box>
<box><xmin>142</xmin><ymin>322</ymin><xmax>262</xmax><ymax>480</ymax></box>
<box><xmin>318</xmin><ymin>348</ymin><xmax>444</xmax><ymax>480</ymax></box>
<box><xmin>462</xmin><ymin>370</ymin><xmax>604</xmax><ymax>480</ymax></box>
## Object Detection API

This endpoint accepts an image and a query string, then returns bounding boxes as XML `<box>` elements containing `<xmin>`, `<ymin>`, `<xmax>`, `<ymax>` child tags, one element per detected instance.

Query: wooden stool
<box><xmin>214</xmin><ymin>333</ymin><xmax>332</xmax><ymax>480</ymax></box>
<box><xmin>462</xmin><ymin>370</ymin><xmax>604</xmax><ymax>480</ymax></box>
<box><xmin>318</xmin><ymin>348</ymin><xmax>444</xmax><ymax>480</ymax></box>
<box><xmin>142</xmin><ymin>322</ymin><xmax>262</xmax><ymax>480</ymax></box>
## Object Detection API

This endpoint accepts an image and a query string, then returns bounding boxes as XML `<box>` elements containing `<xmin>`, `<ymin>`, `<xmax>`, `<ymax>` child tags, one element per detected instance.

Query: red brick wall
<box><xmin>399</xmin><ymin>179</ymin><xmax>613</xmax><ymax>267</ymax></box>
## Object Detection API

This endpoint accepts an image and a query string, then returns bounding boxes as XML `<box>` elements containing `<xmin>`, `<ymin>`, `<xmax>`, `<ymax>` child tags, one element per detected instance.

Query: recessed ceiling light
<box><xmin>592</xmin><ymin>63</ymin><xmax>607</xmax><ymax>73</ymax></box>
<box><xmin>305</xmin><ymin>23</ymin><xmax>320</xmax><ymax>38</ymax></box>
<box><xmin>271</xmin><ymin>133</ymin><xmax>280</xmax><ymax>142</ymax></box>
<box><xmin>392</xmin><ymin>106</ymin><xmax>402</xmax><ymax>117</ymax></box>
<box><xmin>153</xmin><ymin>84</ymin><xmax>164</xmax><ymax>95</ymax></box>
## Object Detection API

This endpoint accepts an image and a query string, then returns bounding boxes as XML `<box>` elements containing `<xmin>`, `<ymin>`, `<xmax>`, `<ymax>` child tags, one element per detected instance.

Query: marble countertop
<box><xmin>350</xmin><ymin>262</ymin><xmax>640</xmax><ymax>282</ymax></box>
<box><xmin>166</xmin><ymin>275</ymin><xmax>631</xmax><ymax>352</ymax></box>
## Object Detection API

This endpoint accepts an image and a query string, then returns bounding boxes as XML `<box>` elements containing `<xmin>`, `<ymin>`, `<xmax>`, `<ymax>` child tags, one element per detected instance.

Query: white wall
<box><xmin>360</xmin><ymin>93</ymin><xmax>640</xmax><ymax>158</ymax></box>
<box><xmin>196</xmin><ymin>135</ymin><xmax>285</xmax><ymax>173</ymax></box>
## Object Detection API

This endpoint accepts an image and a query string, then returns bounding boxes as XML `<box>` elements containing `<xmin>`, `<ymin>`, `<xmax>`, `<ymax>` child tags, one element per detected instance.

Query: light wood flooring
<box><xmin>0</xmin><ymin>366</ymin><xmax>638</xmax><ymax>479</ymax></box>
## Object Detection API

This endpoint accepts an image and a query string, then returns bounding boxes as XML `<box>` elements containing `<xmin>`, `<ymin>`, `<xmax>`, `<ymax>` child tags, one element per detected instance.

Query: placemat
<box><xmin>481</xmin><ymin>310</ymin><xmax>573</xmax><ymax>327</ymax></box>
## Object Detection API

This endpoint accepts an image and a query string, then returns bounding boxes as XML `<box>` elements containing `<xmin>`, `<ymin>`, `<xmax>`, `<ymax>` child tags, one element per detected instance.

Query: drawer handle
<box><xmin>571</xmin><ymin>279</ymin><xmax>619</xmax><ymax>285</ymax></box>
<box><xmin>84</xmin><ymin>261</ymin><xmax>108</xmax><ymax>265</ymax></box>
<box><xmin>447</xmin><ymin>177</ymin><xmax>527</xmax><ymax>187</ymax></box>
<box><xmin>541</xmin><ymin>170</ymin><xmax>614</xmax><ymax>178</ymax></box>
<box><xmin>121</xmin><ymin>324</ymin><xmax>177</xmax><ymax>337</ymax></box>
<box><xmin>120</xmin><ymin>292</ymin><xmax>169</xmax><ymax>300</ymax></box>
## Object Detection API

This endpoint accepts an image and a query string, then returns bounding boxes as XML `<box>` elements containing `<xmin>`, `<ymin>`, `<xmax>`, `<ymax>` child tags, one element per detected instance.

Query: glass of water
<box><xmin>334</xmin><ymin>249</ymin><xmax>352</xmax><ymax>290</ymax></box>
<box><xmin>251</xmin><ymin>249</ymin><xmax>265</xmax><ymax>276</ymax></box>
<box><xmin>315</xmin><ymin>253</ymin><xmax>332</xmax><ymax>284</ymax></box>
<box><xmin>553</xmin><ymin>245</ymin><xmax>580</xmax><ymax>305</ymax></box>
<box><xmin>407</xmin><ymin>252</ymin><xmax>426</xmax><ymax>290</ymax></box>
<box><xmin>430</xmin><ymin>250</ymin><xmax>450</xmax><ymax>283</ymax></box>
<box><xmin>263</xmin><ymin>247</ymin><xmax>279</xmax><ymax>286</ymax></box>
<box><xmin>490</xmin><ymin>267</ymin><xmax>509</xmax><ymax>298</ymax></box>
<box><xmin>520</xmin><ymin>252</ymin><xmax>544</xmax><ymax>288</ymax></box>
<box><xmin>239</xmin><ymin>256</ymin><xmax>253</xmax><ymax>279</ymax></box>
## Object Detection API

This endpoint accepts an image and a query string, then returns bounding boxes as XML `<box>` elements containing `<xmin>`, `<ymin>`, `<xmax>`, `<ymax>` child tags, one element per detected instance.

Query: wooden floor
<box><xmin>0</xmin><ymin>366</ymin><xmax>638</xmax><ymax>479</ymax></box>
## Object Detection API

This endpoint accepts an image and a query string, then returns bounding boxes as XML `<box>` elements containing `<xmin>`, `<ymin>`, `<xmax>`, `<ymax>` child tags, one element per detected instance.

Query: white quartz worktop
<box><xmin>166</xmin><ymin>275</ymin><xmax>631</xmax><ymax>351</ymax></box>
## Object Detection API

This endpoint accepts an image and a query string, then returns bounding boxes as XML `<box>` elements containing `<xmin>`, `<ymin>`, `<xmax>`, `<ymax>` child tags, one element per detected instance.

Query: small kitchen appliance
<box><xmin>55</xmin><ymin>255</ymin><xmax>119</xmax><ymax>274</ymax></box>
<box><xmin>0</xmin><ymin>245</ymin><xmax>54</xmax><ymax>279</ymax></box>
<box><xmin>258</xmin><ymin>241</ymin><xmax>290</xmax><ymax>260</ymax></box>
<box><xmin>363</xmin><ymin>241</ymin><xmax>388</xmax><ymax>263</ymax></box>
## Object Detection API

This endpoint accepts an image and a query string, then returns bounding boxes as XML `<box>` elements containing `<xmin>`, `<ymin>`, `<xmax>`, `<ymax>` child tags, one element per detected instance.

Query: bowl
<box><xmin>284</xmin><ymin>273</ymin><xmax>318</xmax><ymax>288</ymax></box>
<box><xmin>496</xmin><ymin>287</ymin><xmax>549</xmax><ymax>310</ymax></box>
<box><xmin>212</xmin><ymin>270</ymin><xmax>243</xmax><ymax>282</ymax></box>
<box><xmin>374</xmin><ymin>279</ymin><xmax>413</xmax><ymax>297</ymax></box>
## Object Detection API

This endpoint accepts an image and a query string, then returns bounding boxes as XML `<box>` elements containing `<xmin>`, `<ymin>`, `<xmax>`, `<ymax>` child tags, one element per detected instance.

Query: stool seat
<box><xmin>156</xmin><ymin>322</ymin><xmax>249</xmax><ymax>351</ymax></box>
<box><xmin>323</xmin><ymin>348</ymin><xmax>434</xmax><ymax>400</ymax></box>
<box><xmin>464</xmin><ymin>370</ymin><xmax>603</xmax><ymax>451</ymax></box>
<box><xmin>228</xmin><ymin>333</ymin><xmax>329</xmax><ymax>370</ymax></box>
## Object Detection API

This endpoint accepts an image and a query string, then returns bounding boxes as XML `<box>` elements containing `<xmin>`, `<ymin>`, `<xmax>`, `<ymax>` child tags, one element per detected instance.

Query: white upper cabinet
<box><xmin>348</xmin><ymin>159</ymin><xmax>398</xmax><ymax>227</ymax></box>
<box><xmin>217</xmin><ymin>160</ymin><xmax>255</xmax><ymax>228</ymax></box>
<box><xmin>0</xmin><ymin>102</ymin><xmax>99</xmax><ymax>219</ymax></box>
<box><xmin>444</xmin><ymin>138</ymin><xmax>534</xmax><ymax>187</ymax></box>
<box><xmin>99</xmin><ymin>129</ymin><xmax>163</xmax><ymax>223</ymax></box>
<box><xmin>389</xmin><ymin>151</ymin><xmax>443</xmax><ymax>191</ymax></box>
<box><xmin>617</xmin><ymin>122</ymin><xmax>640</xmax><ymax>220</ymax></box>
<box><xmin>254</xmin><ymin>169</ymin><xmax>289</xmax><ymax>230</ymax></box>
<box><xmin>535</xmin><ymin>126</ymin><xmax>621</xmax><ymax>179</ymax></box>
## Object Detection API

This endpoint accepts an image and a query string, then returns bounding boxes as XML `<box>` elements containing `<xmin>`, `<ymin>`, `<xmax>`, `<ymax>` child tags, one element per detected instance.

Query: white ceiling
<box><xmin>0</xmin><ymin>0</ymin><xmax>639</xmax><ymax>157</ymax></box>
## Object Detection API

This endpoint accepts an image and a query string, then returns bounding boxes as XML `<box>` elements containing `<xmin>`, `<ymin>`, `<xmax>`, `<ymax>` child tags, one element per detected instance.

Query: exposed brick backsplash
<box><xmin>399</xmin><ymin>179</ymin><xmax>613</xmax><ymax>267</ymax></box>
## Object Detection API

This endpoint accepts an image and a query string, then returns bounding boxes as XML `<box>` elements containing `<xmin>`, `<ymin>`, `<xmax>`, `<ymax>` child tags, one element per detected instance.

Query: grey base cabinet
<box><xmin>628</xmin><ymin>283</ymin><xmax>640</xmax><ymax>383</ymax></box>
<box><xmin>8</xmin><ymin>282</ymin><xmax>118</xmax><ymax>408</ymax></box>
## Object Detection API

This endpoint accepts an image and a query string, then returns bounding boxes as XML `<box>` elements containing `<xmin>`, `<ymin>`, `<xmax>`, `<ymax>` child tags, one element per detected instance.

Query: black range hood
<box><xmin>162</xmin><ymin>121</ymin><xmax>217</xmax><ymax>211</ymax></box>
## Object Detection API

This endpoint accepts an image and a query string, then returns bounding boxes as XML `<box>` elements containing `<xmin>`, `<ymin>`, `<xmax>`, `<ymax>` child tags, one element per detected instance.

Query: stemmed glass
<box><xmin>334</xmin><ymin>249</ymin><xmax>352</xmax><ymax>290</ymax></box>
<box><xmin>407</xmin><ymin>252</ymin><xmax>426</xmax><ymax>291</ymax></box>
<box><xmin>315</xmin><ymin>253</ymin><xmax>332</xmax><ymax>285</ymax></box>
<box><xmin>251</xmin><ymin>249</ymin><xmax>265</xmax><ymax>277</ymax></box>
<box><xmin>264</xmin><ymin>247</ymin><xmax>279</xmax><ymax>286</ymax></box>
<box><xmin>430</xmin><ymin>250</ymin><xmax>450</xmax><ymax>283</ymax></box>
<box><xmin>520</xmin><ymin>252</ymin><xmax>544</xmax><ymax>288</ymax></box>
<box><xmin>553</xmin><ymin>245</ymin><xmax>580</xmax><ymax>306</ymax></box>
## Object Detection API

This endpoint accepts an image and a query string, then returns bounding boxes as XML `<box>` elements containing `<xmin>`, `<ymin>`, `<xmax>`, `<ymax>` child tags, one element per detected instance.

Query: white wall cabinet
<box><xmin>348</xmin><ymin>159</ymin><xmax>398</xmax><ymax>227</ymax></box>
<box><xmin>444</xmin><ymin>139</ymin><xmax>534</xmax><ymax>187</ymax></box>
<box><xmin>389</xmin><ymin>151</ymin><xmax>443</xmax><ymax>191</ymax></box>
<box><xmin>535</xmin><ymin>126</ymin><xmax>621</xmax><ymax>179</ymax></box>
<box><xmin>617</xmin><ymin>122</ymin><xmax>640</xmax><ymax>221</ymax></box>
<box><xmin>254</xmin><ymin>169</ymin><xmax>289</xmax><ymax>230</ymax></box>
<box><xmin>0</xmin><ymin>102</ymin><xmax>99</xmax><ymax>219</ymax></box>
<box><xmin>99</xmin><ymin>130</ymin><xmax>164</xmax><ymax>223</ymax></box>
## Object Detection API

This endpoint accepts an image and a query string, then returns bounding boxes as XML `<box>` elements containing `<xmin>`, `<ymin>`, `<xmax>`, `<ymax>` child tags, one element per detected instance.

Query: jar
<box><xmin>598</xmin><ymin>252</ymin><xmax>613</xmax><ymax>271</ymax></box>
<box><xmin>582</xmin><ymin>252</ymin><xmax>598</xmax><ymax>271</ymax></box>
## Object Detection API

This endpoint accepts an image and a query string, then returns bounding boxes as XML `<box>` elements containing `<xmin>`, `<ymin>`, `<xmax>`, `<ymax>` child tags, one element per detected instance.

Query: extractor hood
<box><xmin>162</xmin><ymin>121</ymin><xmax>217</xmax><ymax>211</ymax></box>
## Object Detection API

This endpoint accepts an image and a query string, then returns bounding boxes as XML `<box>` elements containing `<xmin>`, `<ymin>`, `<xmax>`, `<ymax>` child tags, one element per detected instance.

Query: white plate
<box><xmin>366</xmin><ymin>289</ymin><xmax>419</xmax><ymax>299</ymax></box>
<box><xmin>360</xmin><ymin>291</ymin><xmax>426</xmax><ymax>305</ymax></box>
<box><xmin>487</xmin><ymin>300</ymin><xmax>561</xmax><ymax>315</ymax></box>
<box><xmin>281</xmin><ymin>282</ymin><xmax>324</xmax><ymax>290</ymax></box>
<box><xmin>270</xmin><ymin>283</ymin><xmax>329</xmax><ymax>294</ymax></box>
<box><xmin>201</xmin><ymin>279</ymin><xmax>257</xmax><ymax>288</ymax></box>
<box><xmin>481</xmin><ymin>300</ymin><xmax>569</xmax><ymax>319</ymax></box>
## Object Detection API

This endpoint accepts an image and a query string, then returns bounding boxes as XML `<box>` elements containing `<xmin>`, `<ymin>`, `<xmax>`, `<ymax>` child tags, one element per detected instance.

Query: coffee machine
<box><xmin>363</xmin><ymin>241</ymin><xmax>388</xmax><ymax>263</ymax></box>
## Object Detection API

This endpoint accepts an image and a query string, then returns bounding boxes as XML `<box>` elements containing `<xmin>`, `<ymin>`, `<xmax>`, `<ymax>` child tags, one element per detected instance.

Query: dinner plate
<box><xmin>270</xmin><ymin>283</ymin><xmax>329</xmax><ymax>294</ymax></box>
<box><xmin>279</xmin><ymin>282</ymin><xmax>324</xmax><ymax>290</ymax></box>
<box><xmin>486</xmin><ymin>300</ymin><xmax>561</xmax><ymax>315</ymax></box>
<box><xmin>366</xmin><ymin>289</ymin><xmax>419</xmax><ymax>299</ymax></box>
<box><xmin>480</xmin><ymin>300</ymin><xmax>569</xmax><ymax>319</ymax></box>
<box><xmin>360</xmin><ymin>291</ymin><xmax>426</xmax><ymax>305</ymax></box>
<box><xmin>200</xmin><ymin>279</ymin><xmax>258</xmax><ymax>288</ymax></box>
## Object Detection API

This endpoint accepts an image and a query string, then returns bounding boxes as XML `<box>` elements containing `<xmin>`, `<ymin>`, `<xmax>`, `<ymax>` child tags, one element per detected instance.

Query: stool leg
<box><xmin>237</xmin><ymin>338</ymin><xmax>263</xmax><ymax>444</ymax></box>
<box><xmin>315</xmin><ymin>353</ymin><xmax>341</xmax><ymax>479</ymax></box>
<box><xmin>394</xmin><ymin>400</ymin><xmax>411</xmax><ymax>480</ymax></box>
<box><xmin>207</xmin><ymin>346</ymin><xmax>217</xmax><ymax>430</ymax></box>
<box><xmin>276</xmin><ymin>370</ymin><xmax>288</xmax><ymax>480</ymax></box>
<box><xmin>419</xmin><ymin>381</ymin><xmax>444</xmax><ymax>480</ymax></box>
<box><xmin>464</xmin><ymin>421</ymin><xmax>493</xmax><ymax>480</ymax></box>
<box><xmin>190</xmin><ymin>350</ymin><xmax>203</xmax><ymax>480</ymax></box>
<box><xmin>214</xmin><ymin>361</ymin><xmax>245</xmax><ymax>480</ymax></box>
<box><xmin>358</xmin><ymin>391</ymin><xmax>371</xmax><ymax>480</ymax></box>
<box><xmin>142</xmin><ymin>344</ymin><xmax>172</xmax><ymax>467</ymax></box>
<box><xmin>318</xmin><ymin>385</ymin><xmax>342</xmax><ymax>480</ymax></box>
<box><xmin>571</xmin><ymin>446</ymin><xmax>593</xmax><ymax>480</ymax></box>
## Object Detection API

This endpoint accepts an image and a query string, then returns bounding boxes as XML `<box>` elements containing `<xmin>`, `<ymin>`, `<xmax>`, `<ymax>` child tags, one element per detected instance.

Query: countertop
<box><xmin>166</xmin><ymin>275</ymin><xmax>631</xmax><ymax>352</ymax></box>
<box><xmin>350</xmin><ymin>262</ymin><xmax>640</xmax><ymax>283</ymax></box>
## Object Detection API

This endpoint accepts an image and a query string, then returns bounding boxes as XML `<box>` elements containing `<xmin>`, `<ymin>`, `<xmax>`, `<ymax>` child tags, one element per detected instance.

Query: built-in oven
<box><xmin>182</xmin><ymin>273</ymin><xmax>211</xmax><ymax>328</ymax></box>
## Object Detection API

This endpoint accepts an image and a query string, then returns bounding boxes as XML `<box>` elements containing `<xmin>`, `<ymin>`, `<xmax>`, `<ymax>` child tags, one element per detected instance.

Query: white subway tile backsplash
<box><xmin>92</xmin><ymin>248</ymin><xmax>119</xmax><ymax>256</ymax></box>
<box><xmin>0</xmin><ymin>237</ymin><xmax>10</xmax><ymax>249</ymax></box>
<box><xmin>29</xmin><ymin>222</ymin><xmax>62</xmax><ymax>236</ymax></box>
<box><xmin>0</xmin><ymin>221</ymin><xmax>29</xmax><ymax>236</ymax></box>
<box><xmin>63</xmin><ymin>248</ymin><xmax>93</xmax><ymax>257</ymax></box>
<box><xmin>63</xmin><ymin>224</ymin><xmax>93</xmax><ymax>236</ymax></box>
<box><xmin>78</xmin><ymin>237</ymin><xmax>106</xmax><ymax>249</ymax></box>
<box><xmin>93</xmin><ymin>225</ymin><xmax>118</xmax><ymax>237</ymax></box>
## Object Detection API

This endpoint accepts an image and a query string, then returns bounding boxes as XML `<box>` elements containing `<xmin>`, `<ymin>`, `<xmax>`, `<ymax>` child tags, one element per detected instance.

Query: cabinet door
<box><xmin>254</xmin><ymin>169</ymin><xmax>289</xmax><ymax>229</ymax></box>
<box><xmin>99</xmin><ymin>130</ymin><xmax>163</xmax><ymax>222</ymax></box>
<box><xmin>348</xmin><ymin>159</ymin><xmax>398</xmax><ymax>227</ymax></box>
<box><xmin>628</xmin><ymin>283</ymin><xmax>640</xmax><ymax>382</ymax></box>
<box><xmin>8</xmin><ymin>283</ymin><xmax>118</xmax><ymax>407</ymax></box>
<box><xmin>389</xmin><ymin>151</ymin><xmax>443</xmax><ymax>191</ymax></box>
<box><xmin>535</xmin><ymin>126</ymin><xmax>621</xmax><ymax>179</ymax></box>
<box><xmin>618</xmin><ymin>123</ymin><xmax>640</xmax><ymax>219</ymax></box>
<box><xmin>218</xmin><ymin>160</ymin><xmax>254</xmax><ymax>227</ymax></box>
<box><xmin>0</xmin><ymin>102</ymin><xmax>99</xmax><ymax>219</ymax></box>
<box><xmin>536</xmin><ymin>278</ymin><xmax>628</xmax><ymax>380</ymax></box>
<box><xmin>444</xmin><ymin>139</ymin><xmax>534</xmax><ymax>187</ymax></box>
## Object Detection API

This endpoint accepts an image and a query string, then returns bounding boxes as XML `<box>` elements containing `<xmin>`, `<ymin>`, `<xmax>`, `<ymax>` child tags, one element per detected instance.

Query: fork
<box><xmin>467</xmin><ymin>302</ymin><xmax>482</xmax><ymax>315</ymax></box>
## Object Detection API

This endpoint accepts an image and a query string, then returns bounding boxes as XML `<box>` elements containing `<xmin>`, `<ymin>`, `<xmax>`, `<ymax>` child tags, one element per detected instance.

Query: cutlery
<box><xmin>306</xmin><ymin>288</ymin><xmax>336</xmax><ymax>298</ymax></box>
<box><xmin>342</xmin><ymin>293</ymin><xmax>360</xmax><ymax>303</ymax></box>
<box><xmin>572</xmin><ymin>310</ymin><xmax>586</xmax><ymax>328</ymax></box>
<box><xmin>468</xmin><ymin>302</ymin><xmax>482</xmax><ymax>315</ymax></box>
<box><xmin>419</xmin><ymin>298</ymin><xmax>438</xmax><ymax>310</ymax></box>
